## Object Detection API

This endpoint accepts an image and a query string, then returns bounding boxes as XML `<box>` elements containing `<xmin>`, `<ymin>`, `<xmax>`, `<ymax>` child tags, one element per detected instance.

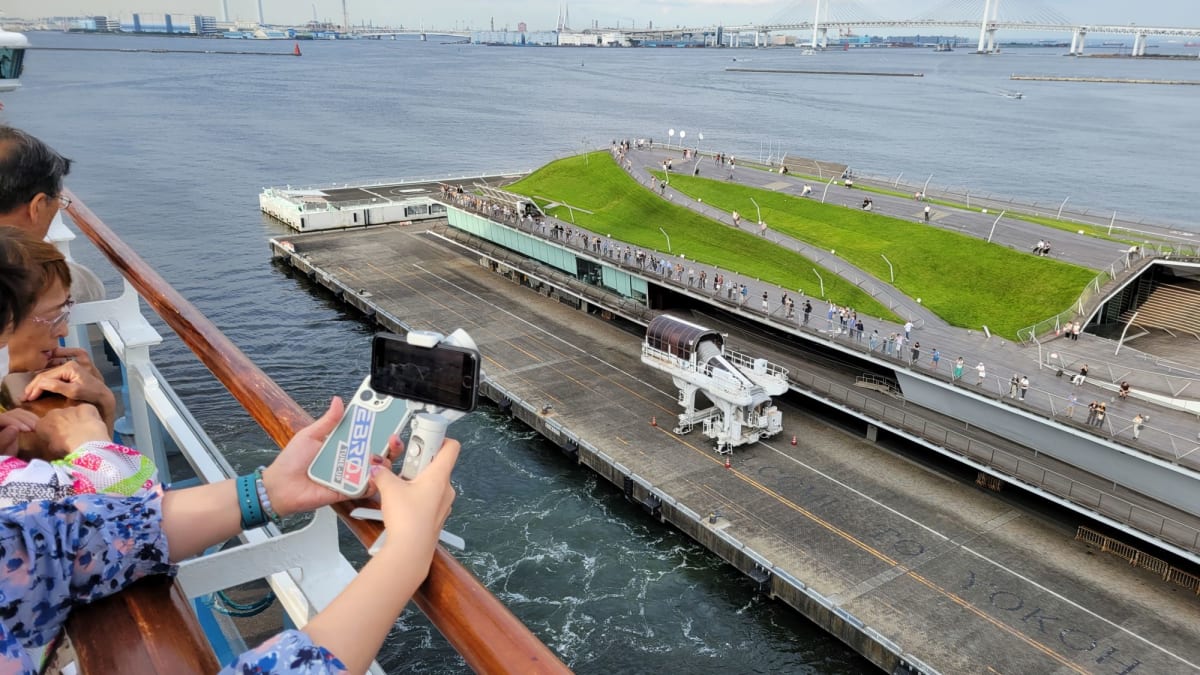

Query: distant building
<box><xmin>471</xmin><ymin>30</ymin><xmax>557</xmax><ymax>46</ymax></box>
<box><xmin>192</xmin><ymin>15</ymin><xmax>219</xmax><ymax>34</ymax></box>
<box><xmin>124</xmin><ymin>13</ymin><xmax>207</xmax><ymax>34</ymax></box>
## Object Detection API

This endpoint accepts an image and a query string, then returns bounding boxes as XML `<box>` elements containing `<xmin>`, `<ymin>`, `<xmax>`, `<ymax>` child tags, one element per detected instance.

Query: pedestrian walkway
<box><xmin>444</xmin><ymin>148</ymin><xmax>1200</xmax><ymax>481</ymax></box>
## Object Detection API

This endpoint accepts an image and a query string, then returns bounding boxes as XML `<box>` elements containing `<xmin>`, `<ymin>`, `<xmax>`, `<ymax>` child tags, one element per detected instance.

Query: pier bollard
<box><xmin>791</xmin><ymin>435</ymin><xmax>797</xmax><ymax>446</ymax></box>
<box><xmin>724</xmin><ymin>456</ymin><xmax>731</xmax><ymax>470</ymax></box>
<box><xmin>651</xmin><ymin>416</ymin><xmax>657</xmax><ymax>427</ymax></box>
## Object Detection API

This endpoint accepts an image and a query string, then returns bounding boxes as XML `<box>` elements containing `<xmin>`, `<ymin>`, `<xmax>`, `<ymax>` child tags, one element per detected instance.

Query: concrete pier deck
<box><xmin>270</xmin><ymin>224</ymin><xmax>1200</xmax><ymax>674</ymax></box>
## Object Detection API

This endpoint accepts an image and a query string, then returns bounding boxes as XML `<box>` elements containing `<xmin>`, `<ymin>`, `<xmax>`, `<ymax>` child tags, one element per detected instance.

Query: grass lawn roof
<box><xmin>508</xmin><ymin>152</ymin><xmax>1096</xmax><ymax>338</ymax></box>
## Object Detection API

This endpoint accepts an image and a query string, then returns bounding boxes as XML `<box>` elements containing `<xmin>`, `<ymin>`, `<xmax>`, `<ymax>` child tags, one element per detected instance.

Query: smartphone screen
<box><xmin>370</xmin><ymin>334</ymin><xmax>480</xmax><ymax>411</ymax></box>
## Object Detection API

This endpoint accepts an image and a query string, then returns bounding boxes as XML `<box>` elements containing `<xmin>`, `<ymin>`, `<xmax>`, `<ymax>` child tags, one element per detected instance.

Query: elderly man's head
<box><xmin>0</xmin><ymin>126</ymin><xmax>73</xmax><ymax>240</ymax></box>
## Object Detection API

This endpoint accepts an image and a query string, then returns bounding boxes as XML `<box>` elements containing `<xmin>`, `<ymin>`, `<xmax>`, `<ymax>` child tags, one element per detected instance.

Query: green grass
<box><xmin>653</xmin><ymin>172</ymin><xmax>1098</xmax><ymax>337</ymax></box>
<box><xmin>506</xmin><ymin>153</ymin><xmax>900</xmax><ymax>322</ymax></box>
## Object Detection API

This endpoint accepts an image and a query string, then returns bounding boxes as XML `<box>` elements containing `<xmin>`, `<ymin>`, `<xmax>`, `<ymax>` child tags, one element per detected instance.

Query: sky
<box><xmin>3</xmin><ymin>1</ymin><xmax>1197</xmax><ymax>31</ymax></box>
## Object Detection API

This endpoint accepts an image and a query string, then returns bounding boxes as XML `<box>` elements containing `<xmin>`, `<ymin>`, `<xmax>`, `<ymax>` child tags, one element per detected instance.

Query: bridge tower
<box><xmin>975</xmin><ymin>0</ymin><xmax>1001</xmax><ymax>53</ymax></box>
<box><xmin>1069</xmin><ymin>27</ymin><xmax>1088</xmax><ymax>55</ymax></box>
<box><xmin>1132</xmin><ymin>32</ymin><xmax>1147</xmax><ymax>57</ymax></box>
<box><xmin>810</xmin><ymin>0</ymin><xmax>830</xmax><ymax>50</ymax></box>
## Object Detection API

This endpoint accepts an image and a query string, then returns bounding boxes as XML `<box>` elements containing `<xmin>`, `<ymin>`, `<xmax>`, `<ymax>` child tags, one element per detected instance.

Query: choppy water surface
<box><xmin>8</xmin><ymin>31</ymin><xmax>1198</xmax><ymax>671</ymax></box>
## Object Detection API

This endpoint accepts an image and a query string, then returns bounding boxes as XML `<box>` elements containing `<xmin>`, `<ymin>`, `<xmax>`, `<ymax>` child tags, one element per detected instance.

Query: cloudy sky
<box><xmin>4</xmin><ymin>0</ymin><xmax>1196</xmax><ymax>30</ymax></box>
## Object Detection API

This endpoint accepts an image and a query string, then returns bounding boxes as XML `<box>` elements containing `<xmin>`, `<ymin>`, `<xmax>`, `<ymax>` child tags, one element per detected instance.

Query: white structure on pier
<box><xmin>641</xmin><ymin>315</ymin><xmax>788</xmax><ymax>454</ymax></box>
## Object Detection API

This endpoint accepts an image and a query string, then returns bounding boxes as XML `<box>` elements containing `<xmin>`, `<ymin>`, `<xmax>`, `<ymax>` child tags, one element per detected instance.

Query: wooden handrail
<box><xmin>64</xmin><ymin>192</ymin><xmax>569</xmax><ymax>674</ymax></box>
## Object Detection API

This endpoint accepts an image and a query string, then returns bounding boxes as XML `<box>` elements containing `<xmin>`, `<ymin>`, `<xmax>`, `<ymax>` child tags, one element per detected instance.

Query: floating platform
<box><xmin>1011</xmin><ymin>74</ymin><xmax>1200</xmax><ymax>85</ymax></box>
<box><xmin>268</xmin><ymin>222</ymin><xmax>1200</xmax><ymax>674</ymax></box>
<box><xmin>259</xmin><ymin>174</ymin><xmax>523</xmax><ymax>232</ymax></box>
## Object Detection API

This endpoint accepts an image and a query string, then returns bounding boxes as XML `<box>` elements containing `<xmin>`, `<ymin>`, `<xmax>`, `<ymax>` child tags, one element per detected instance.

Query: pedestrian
<box><xmin>1132</xmin><ymin>413</ymin><xmax>1146</xmax><ymax>440</ymax></box>
<box><xmin>1071</xmin><ymin>321</ymin><xmax>1081</xmax><ymax>341</ymax></box>
<box><xmin>761</xmin><ymin>291</ymin><xmax>769</xmax><ymax>313</ymax></box>
<box><xmin>930</xmin><ymin>348</ymin><xmax>940</xmax><ymax>370</ymax></box>
<box><xmin>1118</xmin><ymin>381</ymin><xmax>1131</xmax><ymax>400</ymax></box>
<box><xmin>759</xmin><ymin>220</ymin><xmax>767</xmax><ymax>237</ymax></box>
<box><xmin>1019</xmin><ymin>375</ymin><xmax>1029</xmax><ymax>401</ymax></box>
<box><xmin>868</xmin><ymin>330</ymin><xmax>879</xmax><ymax>351</ymax></box>
<box><xmin>855</xmin><ymin>319</ymin><xmax>864</xmax><ymax>342</ymax></box>
<box><xmin>975</xmin><ymin>362</ymin><xmax>986</xmax><ymax>386</ymax></box>
<box><xmin>688</xmin><ymin>268</ymin><xmax>695</xmax><ymax>287</ymax></box>
<box><xmin>740</xmin><ymin>284</ymin><xmax>748</xmax><ymax>305</ymax></box>
<box><xmin>1086</xmin><ymin>401</ymin><xmax>1098</xmax><ymax>425</ymax></box>
<box><xmin>923</xmin><ymin>205</ymin><xmax>931</xmax><ymax>222</ymax></box>
<box><xmin>803</xmin><ymin>300</ymin><xmax>812</xmax><ymax>326</ymax></box>
<box><xmin>1094</xmin><ymin>402</ymin><xmax>1107</xmax><ymax>427</ymax></box>
<box><xmin>732</xmin><ymin>211</ymin><xmax>741</xmax><ymax>227</ymax></box>
<box><xmin>903</xmin><ymin>320</ymin><xmax>913</xmax><ymax>340</ymax></box>
<box><xmin>786</xmin><ymin>297</ymin><xmax>795</xmax><ymax>319</ymax></box>
<box><xmin>911</xmin><ymin>342</ymin><xmax>920</xmax><ymax>366</ymax></box>
<box><xmin>953</xmin><ymin>357</ymin><xmax>965</xmax><ymax>381</ymax></box>
<box><xmin>1008</xmin><ymin>374</ymin><xmax>1019</xmax><ymax>399</ymax></box>
<box><xmin>1065</xmin><ymin>392</ymin><xmax>1078</xmax><ymax>419</ymax></box>
<box><xmin>1073</xmin><ymin>364</ymin><xmax>1089</xmax><ymax>386</ymax></box>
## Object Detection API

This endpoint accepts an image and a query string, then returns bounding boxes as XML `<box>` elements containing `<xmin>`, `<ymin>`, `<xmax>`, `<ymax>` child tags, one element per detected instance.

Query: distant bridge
<box><xmin>622</xmin><ymin>0</ymin><xmax>1200</xmax><ymax>55</ymax></box>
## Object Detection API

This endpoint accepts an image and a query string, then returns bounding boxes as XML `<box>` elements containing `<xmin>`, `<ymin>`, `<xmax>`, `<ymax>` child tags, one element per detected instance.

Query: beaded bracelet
<box><xmin>254</xmin><ymin>466</ymin><xmax>284</xmax><ymax>528</ymax></box>
<box><xmin>236</xmin><ymin>473</ymin><xmax>266</xmax><ymax>530</ymax></box>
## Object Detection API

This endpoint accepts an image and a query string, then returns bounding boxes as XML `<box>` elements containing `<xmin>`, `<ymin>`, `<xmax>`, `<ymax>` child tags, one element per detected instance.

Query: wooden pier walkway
<box><xmin>271</xmin><ymin>224</ymin><xmax>1200</xmax><ymax>674</ymax></box>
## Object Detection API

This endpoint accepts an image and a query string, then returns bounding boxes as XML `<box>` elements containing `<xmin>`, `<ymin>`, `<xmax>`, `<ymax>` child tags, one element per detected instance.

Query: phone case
<box><xmin>307</xmin><ymin>375</ymin><xmax>412</xmax><ymax>497</ymax></box>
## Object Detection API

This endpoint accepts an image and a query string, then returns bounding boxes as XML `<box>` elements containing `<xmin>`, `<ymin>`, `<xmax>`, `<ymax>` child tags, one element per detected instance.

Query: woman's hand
<box><xmin>0</xmin><ymin>408</ymin><xmax>39</xmax><ymax>457</ymax></box>
<box><xmin>261</xmin><ymin>398</ymin><xmax>405</xmax><ymax>518</ymax></box>
<box><xmin>23</xmin><ymin>349</ymin><xmax>118</xmax><ymax>431</ymax></box>
<box><xmin>32</xmin><ymin>404</ymin><xmax>108</xmax><ymax>459</ymax></box>
<box><xmin>371</xmin><ymin>437</ymin><xmax>459</xmax><ymax>565</ymax></box>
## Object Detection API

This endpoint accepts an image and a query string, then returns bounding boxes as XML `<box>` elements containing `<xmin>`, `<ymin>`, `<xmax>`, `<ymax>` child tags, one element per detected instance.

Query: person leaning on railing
<box><xmin>0</xmin><ymin>230</ymin><xmax>461</xmax><ymax>674</ymax></box>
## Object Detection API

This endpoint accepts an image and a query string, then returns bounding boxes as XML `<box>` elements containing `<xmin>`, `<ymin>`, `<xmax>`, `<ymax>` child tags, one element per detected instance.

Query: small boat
<box><xmin>933</xmin><ymin>42</ymin><xmax>953</xmax><ymax>52</ymax></box>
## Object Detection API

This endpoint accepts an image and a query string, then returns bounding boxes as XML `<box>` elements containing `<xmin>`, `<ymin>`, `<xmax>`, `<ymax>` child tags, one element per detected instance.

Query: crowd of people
<box><xmin>0</xmin><ymin>125</ymin><xmax>462</xmax><ymax>673</ymax></box>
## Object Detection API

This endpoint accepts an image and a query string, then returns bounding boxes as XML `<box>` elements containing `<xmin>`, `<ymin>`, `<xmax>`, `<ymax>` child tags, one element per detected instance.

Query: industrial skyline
<box><xmin>4</xmin><ymin>0</ymin><xmax>1198</xmax><ymax>30</ymax></box>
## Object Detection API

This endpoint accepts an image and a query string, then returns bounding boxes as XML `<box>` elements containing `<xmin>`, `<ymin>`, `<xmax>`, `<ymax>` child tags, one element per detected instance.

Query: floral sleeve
<box><xmin>220</xmin><ymin>629</ymin><xmax>347</xmax><ymax>674</ymax></box>
<box><xmin>0</xmin><ymin>488</ymin><xmax>172</xmax><ymax>667</ymax></box>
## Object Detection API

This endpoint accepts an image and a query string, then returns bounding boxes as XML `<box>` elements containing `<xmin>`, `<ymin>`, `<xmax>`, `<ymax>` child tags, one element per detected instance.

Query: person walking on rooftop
<box><xmin>904</xmin><ymin>320</ymin><xmax>913</xmax><ymax>340</ymax></box>
<box><xmin>1094</xmin><ymin>402</ymin><xmax>1107</xmax><ymax>428</ymax></box>
<box><xmin>855</xmin><ymin>319</ymin><xmax>864</xmax><ymax>343</ymax></box>
<box><xmin>1071</xmin><ymin>321</ymin><xmax>1081</xmax><ymax>341</ymax></box>
<box><xmin>976</xmin><ymin>362</ymin><xmax>987</xmax><ymax>386</ymax></box>
<box><xmin>803</xmin><ymin>300</ymin><xmax>812</xmax><ymax>326</ymax></box>
<box><xmin>1065</xmin><ymin>392</ymin><xmax>1078</xmax><ymax>419</ymax></box>
<box><xmin>930</xmin><ymin>348</ymin><xmax>940</xmax><ymax>370</ymax></box>
<box><xmin>1019</xmin><ymin>375</ymin><xmax>1029</xmax><ymax>401</ymax></box>
<box><xmin>1132</xmin><ymin>413</ymin><xmax>1146</xmax><ymax>440</ymax></box>
<box><xmin>761</xmin><ymin>291</ymin><xmax>769</xmax><ymax>313</ymax></box>
<box><xmin>953</xmin><ymin>357</ymin><xmax>965</xmax><ymax>381</ymax></box>
<box><xmin>911</xmin><ymin>342</ymin><xmax>921</xmax><ymax>366</ymax></box>
<box><xmin>1119</xmin><ymin>381</ymin><xmax>1131</xmax><ymax>400</ymax></box>
<box><xmin>1086</xmin><ymin>401</ymin><xmax>1098</xmax><ymax>425</ymax></box>
<box><xmin>759</xmin><ymin>220</ymin><xmax>768</xmax><ymax>237</ymax></box>
<box><xmin>924</xmin><ymin>205</ymin><xmax>931</xmax><ymax>222</ymax></box>
<box><xmin>1009</xmin><ymin>374</ymin><xmax>1020</xmax><ymax>399</ymax></box>
<box><xmin>868</xmin><ymin>330</ymin><xmax>879</xmax><ymax>352</ymax></box>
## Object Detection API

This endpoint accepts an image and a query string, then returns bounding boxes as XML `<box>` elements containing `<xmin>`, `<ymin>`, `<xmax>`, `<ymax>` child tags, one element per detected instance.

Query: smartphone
<box><xmin>370</xmin><ymin>333</ymin><xmax>480</xmax><ymax>412</ymax></box>
<box><xmin>307</xmin><ymin>375</ymin><xmax>413</xmax><ymax>497</ymax></box>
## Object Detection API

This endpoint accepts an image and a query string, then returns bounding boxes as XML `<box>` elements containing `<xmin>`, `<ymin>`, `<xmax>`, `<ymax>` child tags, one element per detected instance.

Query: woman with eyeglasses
<box><xmin>3</xmin><ymin>234</ymin><xmax>117</xmax><ymax>438</ymax></box>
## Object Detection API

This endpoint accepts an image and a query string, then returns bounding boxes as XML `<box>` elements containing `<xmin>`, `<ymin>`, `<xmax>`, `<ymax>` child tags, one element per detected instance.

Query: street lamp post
<box><xmin>668</xmin><ymin>128</ymin><xmax>675</xmax><ymax>149</ymax></box>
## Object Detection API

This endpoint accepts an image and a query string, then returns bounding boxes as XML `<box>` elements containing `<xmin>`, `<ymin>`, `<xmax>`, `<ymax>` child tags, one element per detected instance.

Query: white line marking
<box><xmin>759</xmin><ymin>439</ymin><xmax>1199</xmax><ymax>668</ymax></box>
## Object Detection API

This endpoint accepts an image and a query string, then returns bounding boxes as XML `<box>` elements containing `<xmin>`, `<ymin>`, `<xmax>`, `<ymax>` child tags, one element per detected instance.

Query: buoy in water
<box><xmin>294</xmin><ymin>42</ymin><xmax>302</xmax><ymax>56</ymax></box>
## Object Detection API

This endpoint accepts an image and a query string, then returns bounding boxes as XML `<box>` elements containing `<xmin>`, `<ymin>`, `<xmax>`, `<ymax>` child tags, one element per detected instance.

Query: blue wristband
<box><xmin>237</xmin><ymin>473</ymin><xmax>267</xmax><ymax>530</ymax></box>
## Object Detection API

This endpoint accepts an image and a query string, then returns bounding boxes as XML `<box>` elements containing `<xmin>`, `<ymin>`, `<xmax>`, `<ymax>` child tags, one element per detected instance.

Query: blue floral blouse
<box><xmin>0</xmin><ymin>490</ymin><xmax>348</xmax><ymax>674</ymax></box>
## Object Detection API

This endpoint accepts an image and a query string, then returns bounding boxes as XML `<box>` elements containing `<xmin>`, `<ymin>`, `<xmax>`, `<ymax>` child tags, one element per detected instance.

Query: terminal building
<box><xmin>120</xmin><ymin>14</ymin><xmax>221</xmax><ymax>35</ymax></box>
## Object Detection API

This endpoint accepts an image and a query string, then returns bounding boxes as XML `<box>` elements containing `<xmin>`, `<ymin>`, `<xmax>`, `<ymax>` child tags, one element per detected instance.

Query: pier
<box><xmin>725</xmin><ymin>68</ymin><xmax>924</xmax><ymax>77</ymax></box>
<box><xmin>268</xmin><ymin>222</ymin><xmax>1200</xmax><ymax>674</ymax></box>
<box><xmin>1011</xmin><ymin>74</ymin><xmax>1200</xmax><ymax>85</ymax></box>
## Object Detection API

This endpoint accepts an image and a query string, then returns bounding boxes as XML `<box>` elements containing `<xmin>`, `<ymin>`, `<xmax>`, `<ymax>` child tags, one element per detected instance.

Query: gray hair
<box><xmin>0</xmin><ymin>126</ymin><xmax>72</xmax><ymax>214</ymax></box>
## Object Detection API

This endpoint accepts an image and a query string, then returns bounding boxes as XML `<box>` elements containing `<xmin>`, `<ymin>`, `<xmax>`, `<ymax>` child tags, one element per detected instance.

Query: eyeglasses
<box><xmin>57</xmin><ymin>195</ymin><xmax>72</xmax><ymax>209</ymax></box>
<box><xmin>31</xmin><ymin>298</ymin><xmax>75</xmax><ymax>330</ymax></box>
